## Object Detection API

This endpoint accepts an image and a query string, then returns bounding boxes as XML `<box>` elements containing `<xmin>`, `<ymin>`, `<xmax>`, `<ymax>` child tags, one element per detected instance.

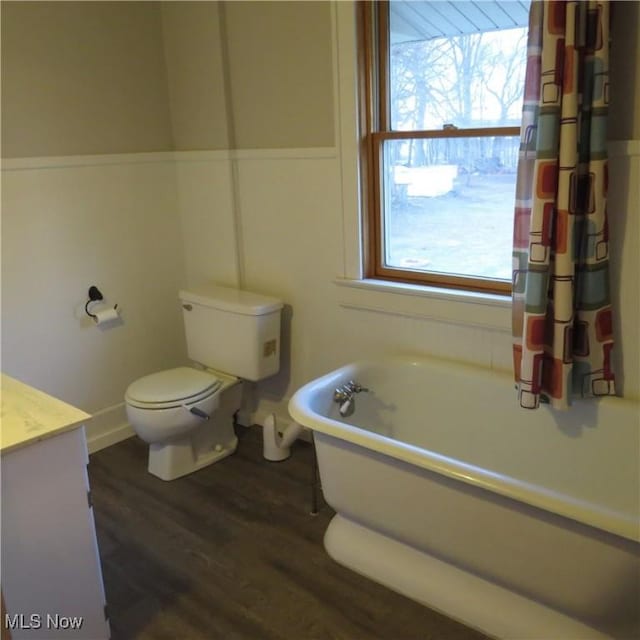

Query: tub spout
<box><xmin>334</xmin><ymin>380</ymin><xmax>368</xmax><ymax>418</ymax></box>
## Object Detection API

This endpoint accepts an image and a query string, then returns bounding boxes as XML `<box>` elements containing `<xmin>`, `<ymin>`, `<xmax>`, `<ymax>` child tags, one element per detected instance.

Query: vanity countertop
<box><xmin>1</xmin><ymin>374</ymin><xmax>91</xmax><ymax>454</ymax></box>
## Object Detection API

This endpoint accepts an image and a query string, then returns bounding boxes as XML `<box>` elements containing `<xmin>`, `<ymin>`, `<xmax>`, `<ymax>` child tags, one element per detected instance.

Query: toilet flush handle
<box><xmin>183</xmin><ymin>405</ymin><xmax>210</xmax><ymax>420</ymax></box>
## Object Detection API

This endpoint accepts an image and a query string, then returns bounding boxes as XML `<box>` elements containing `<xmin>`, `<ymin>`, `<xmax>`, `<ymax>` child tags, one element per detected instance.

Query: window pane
<box><xmin>389</xmin><ymin>2</ymin><xmax>528</xmax><ymax>130</ymax></box>
<box><xmin>382</xmin><ymin>137</ymin><xmax>518</xmax><ymax>281</ymax></box>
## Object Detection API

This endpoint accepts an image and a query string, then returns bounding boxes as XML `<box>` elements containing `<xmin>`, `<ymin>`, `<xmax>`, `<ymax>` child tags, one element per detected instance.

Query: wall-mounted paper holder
<box><xmin>85</xmin><ymin>286</ymin><xmax>119</xmax><ymax>323</ymax></box>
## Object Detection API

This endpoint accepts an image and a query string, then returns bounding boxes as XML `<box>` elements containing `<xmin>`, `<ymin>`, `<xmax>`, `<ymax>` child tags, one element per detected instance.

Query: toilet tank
<box><xmin>179</xmin><ymin>284</ymin><xmax>283</xmax><ymax>381</ymax></box>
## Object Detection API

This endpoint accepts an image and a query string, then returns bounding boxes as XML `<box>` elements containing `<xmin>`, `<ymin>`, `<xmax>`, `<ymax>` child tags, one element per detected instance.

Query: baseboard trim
<box><xmin>86</xmin><ymin>403</ymin><xmax>134</xmax><ymax>454</ymax></box>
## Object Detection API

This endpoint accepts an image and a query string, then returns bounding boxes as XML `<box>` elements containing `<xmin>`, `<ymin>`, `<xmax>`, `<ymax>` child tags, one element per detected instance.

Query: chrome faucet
<box><xmin>333</xmin><ymin>380</ymin><xmax>369</xmax><ymax>417</ymax></box>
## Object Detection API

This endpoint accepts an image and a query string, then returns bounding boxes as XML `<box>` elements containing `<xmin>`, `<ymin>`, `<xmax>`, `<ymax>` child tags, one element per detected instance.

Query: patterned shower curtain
<box><xmin>512</xmin><ymin>0</ymin><xmax>616</xmax><ymax>410</ymax></box>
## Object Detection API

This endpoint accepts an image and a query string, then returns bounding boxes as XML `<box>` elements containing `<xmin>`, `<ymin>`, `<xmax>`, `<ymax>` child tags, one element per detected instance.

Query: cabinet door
<box><xmin>1</xmin><ymin>427</ymin><xmax>109</xmax><ymax>639</ymax></box>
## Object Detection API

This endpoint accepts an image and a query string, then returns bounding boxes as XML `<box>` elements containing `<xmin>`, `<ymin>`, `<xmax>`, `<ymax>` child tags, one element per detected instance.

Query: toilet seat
<box><xmin>125</xmin><ymin>367</ymin><xmax>222</xmax><ymax>410</ymax></box>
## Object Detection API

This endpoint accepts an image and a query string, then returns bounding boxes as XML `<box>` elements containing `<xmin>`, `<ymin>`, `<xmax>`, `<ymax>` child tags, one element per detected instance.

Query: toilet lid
<box><xmin>125</xmin><ymin>367</ymin><xmax>221</xmax><ymax>406</ymax></box>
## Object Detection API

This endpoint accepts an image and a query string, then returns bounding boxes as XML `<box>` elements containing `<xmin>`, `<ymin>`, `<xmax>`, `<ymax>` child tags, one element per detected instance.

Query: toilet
<box><xmin>125</xmin><ymin>284</ymin><xmax>283</xmax><ymax>481</ymax></box>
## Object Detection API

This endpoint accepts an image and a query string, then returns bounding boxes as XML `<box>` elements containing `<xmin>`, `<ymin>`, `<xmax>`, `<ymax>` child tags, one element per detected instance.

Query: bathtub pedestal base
<box><xmin>324</xmin><ymin>514</ymin><xmax>610</xmax><ymax>640</ymax></box>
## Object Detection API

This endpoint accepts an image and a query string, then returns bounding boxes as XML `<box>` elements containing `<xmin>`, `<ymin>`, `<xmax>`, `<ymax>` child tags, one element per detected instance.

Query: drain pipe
<box><xmin>262</xmin><ymin>413</ymin><xmax>304</xmax><ymax>461</ymax></box>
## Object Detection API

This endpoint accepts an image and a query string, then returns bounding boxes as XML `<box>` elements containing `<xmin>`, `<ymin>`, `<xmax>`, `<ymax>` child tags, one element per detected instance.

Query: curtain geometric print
<box><xmin>512</xmin><ymin>0</ymin><xmax>616</xmax><ymax>410</ymax></box>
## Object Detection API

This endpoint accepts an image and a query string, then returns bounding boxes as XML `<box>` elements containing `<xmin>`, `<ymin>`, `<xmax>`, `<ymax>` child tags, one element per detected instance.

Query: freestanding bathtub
<box><xmin>288</xmin><ymin>356</ymin><xmax>640</xmax><ymax>640</ymax></box>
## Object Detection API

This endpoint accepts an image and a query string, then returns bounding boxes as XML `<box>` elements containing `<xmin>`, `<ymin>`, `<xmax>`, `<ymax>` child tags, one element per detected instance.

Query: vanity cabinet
<box><xmin>1</xmin><ymin>375</ymin><xmax>109</xmax><ymax>639</ymax></box>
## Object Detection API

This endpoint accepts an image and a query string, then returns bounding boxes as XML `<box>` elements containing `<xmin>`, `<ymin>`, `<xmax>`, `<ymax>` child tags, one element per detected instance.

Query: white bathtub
<box><xmin>289</xmin><ymin>356</ymin><xmax>640</xmax><ymax>640</ymax></box>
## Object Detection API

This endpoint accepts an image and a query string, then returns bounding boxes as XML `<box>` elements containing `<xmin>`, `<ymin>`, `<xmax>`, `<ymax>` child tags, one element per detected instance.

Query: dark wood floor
<box><xmin>89</xmin><ymin>426</ymin><xmax>489</xmax><ymax>640</ymax></box>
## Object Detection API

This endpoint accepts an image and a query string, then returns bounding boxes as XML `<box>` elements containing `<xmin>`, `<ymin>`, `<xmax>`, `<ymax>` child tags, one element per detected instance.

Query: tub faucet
<box><xmin>333</xmin><ymin>380</ymin><xmax>369</xmax><ymax>417</ymax></box>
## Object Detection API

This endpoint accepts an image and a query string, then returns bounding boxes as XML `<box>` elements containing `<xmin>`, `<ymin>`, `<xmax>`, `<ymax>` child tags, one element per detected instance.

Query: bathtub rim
<box><xmin>288</xmin><ymin>355</ymin><xmax>640</xmax><ymax>543</ymax></box>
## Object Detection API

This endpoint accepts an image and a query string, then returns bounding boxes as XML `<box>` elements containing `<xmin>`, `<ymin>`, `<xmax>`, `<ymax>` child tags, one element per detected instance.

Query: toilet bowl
<box><xmin>125</xmin><ymin>367</ymin><xmax>223</xmax><ymax>443</ymax></box>
<box><xmin>124</xmin><ymin>284</ymin><xmax>283</xmax><ymax>481</ymax></box>
<box><xmin>125</xmin><ymin>366</ymin><xmax>242</xmax><ymax>481</ymax></box>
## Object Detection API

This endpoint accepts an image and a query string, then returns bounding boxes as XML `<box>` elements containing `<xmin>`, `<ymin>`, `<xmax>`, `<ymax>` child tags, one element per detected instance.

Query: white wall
<box><xmin>1</xmin><ymin>155</ymin><xmax>188</xmax><ymax>449</ymax></box>
<box><xmin>607</xmin><ymin>146</ymin><xmax>640</xmax><ymax>399</ymax></box>
<box><xmin>173</xmin><ymin>152</ymin><xmax>239</xmax><ymax>288</ymax></box>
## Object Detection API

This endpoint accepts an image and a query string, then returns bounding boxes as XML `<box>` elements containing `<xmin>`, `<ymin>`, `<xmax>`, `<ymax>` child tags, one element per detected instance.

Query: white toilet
<box><xmin>125</xmin><ymin>284</ymin><xmax>283</xmax><ymax>481</ymax></box>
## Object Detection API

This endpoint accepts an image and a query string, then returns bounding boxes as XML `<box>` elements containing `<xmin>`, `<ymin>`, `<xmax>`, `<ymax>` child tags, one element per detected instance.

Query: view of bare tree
<box><xmin>389</xmin><ymin>29</ymin><xmax>527</xmax><ymax>170</ymax></box>
<box><xmin>382</xmin><ymin>26</ymin><xmax>528</xmax><ymax>280</ymax></box>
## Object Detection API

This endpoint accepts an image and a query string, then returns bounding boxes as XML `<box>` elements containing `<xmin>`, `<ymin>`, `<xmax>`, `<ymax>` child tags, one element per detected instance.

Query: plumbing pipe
<box><xmin>262</xmin><ymin>413</ymin><xmax>304</xmax><ymax>462</ymax></box>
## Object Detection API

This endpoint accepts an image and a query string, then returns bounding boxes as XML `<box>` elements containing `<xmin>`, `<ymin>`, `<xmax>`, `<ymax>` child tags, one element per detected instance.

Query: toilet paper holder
<box><xmin>85</xmin><ymin>285</ymin><xmax>118</xmax><ymax>321</ymax></box>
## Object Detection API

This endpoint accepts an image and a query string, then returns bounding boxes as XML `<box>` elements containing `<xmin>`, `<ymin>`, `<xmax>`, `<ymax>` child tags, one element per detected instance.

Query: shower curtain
<box><xmin>512</xmin><ymin>0</ymin><xmax>616</xmax><ymax>409</ymax></box>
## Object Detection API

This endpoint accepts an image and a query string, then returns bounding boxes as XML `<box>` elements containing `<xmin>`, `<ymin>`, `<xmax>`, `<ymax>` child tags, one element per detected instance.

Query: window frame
<box><xmin>358</xmin><ymin>0</ymin><xmax>520</xmax><ymax>295</ymax></box>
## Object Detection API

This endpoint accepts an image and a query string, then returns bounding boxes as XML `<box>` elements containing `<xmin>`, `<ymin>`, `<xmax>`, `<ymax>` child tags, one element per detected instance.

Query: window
<box><xmin>359</xmin><ymin>0</ymin><xmax>530</xmax><ymax>294</ymax></box>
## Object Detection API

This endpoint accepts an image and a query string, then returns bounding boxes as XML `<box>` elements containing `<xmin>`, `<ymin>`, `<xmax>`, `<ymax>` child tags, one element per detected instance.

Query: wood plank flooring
<box><xmin>88</xmin><ymin>427</ymin><xmax>489</xmax><ymax>640</ymax></box>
